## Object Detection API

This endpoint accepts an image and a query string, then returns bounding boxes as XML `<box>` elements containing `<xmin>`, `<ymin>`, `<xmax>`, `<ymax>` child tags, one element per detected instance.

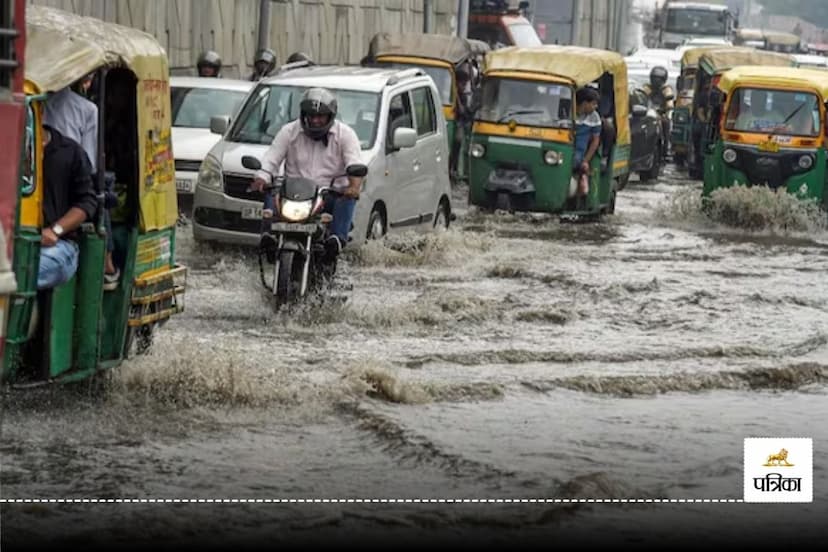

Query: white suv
<box><xmin>192</xmin><ymin>65</ymin><xmax>453</xmax><ymax>247</ymax></box>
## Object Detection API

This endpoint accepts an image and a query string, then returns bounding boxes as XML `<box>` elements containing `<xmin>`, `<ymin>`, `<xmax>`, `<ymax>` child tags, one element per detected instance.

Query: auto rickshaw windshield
<box><xmin>476</xmin><ymin>78</ymin><xmax>573</xmax><ymax>128</ymax></box>
<box><xmin>724</xmin><ymin>88</ymin><xmax>820</xmax><ymax>137</ymax></box>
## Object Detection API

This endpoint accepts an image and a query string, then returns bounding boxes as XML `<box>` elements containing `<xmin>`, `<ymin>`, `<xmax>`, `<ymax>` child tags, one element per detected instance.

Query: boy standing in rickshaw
<box><xmin>574</xmin><ymin>87</ymin><xmax>602</xmax><ymax>204</ymax></box>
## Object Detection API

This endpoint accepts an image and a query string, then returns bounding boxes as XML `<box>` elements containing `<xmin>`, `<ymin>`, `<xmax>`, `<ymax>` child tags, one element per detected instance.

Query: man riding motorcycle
<box><xmin>641</xmin><ymin>66</ymin><xmax>675</xmax><ymax>158</ymax></box>
<box><xmin>250</xmin><ymin>87</ymin><xmax>363</xmax><ymax>263</ymax></box>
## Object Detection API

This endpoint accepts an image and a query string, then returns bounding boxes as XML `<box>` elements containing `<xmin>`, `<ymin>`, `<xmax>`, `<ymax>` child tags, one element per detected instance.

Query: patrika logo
<box><xmin>763</xmin><ymin>448</ymin><xmax>794</xmax><ymax>467</ymax></box>
<box><xmin>744</xmin><ymin>438</ymin><xmax>812</xmax><ymax>503</ymax></box>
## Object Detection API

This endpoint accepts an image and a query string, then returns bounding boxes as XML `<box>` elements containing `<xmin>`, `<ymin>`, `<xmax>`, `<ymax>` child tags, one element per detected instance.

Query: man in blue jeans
<box><xmin>250</xmin><ymin>87</ymin><xmax>364</xmax><ymax>258</ymax></box>
<box><xmin>38</xmin><ymin>125</ymin><xmax>97</xmax><ymax>289</ymax></box>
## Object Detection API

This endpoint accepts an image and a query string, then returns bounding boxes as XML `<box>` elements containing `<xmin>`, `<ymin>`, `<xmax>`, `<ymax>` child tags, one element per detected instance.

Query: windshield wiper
<box><xmin>782</xmin><ymin>102</ymin><xmax>807</xmax><ymax>125</ymax></box>
<box><xmin>497</xmin><ymin>110</ymin><xmax>544</xmax><ymax>123</ymax></box>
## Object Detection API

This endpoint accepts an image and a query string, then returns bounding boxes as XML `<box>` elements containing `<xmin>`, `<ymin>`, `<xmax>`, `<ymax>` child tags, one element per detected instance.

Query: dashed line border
<box><xmin>0</xmin><ymin>498</ymin><xmax>744</xmax><ymax>504</ymax></box>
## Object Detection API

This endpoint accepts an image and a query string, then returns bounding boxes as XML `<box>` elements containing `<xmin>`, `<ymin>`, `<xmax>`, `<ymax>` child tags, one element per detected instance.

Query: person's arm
<box><xmin>42</xmin><ymin>147</ymin><xmax>96</xmax><ymax>246</ymax></box>
<box><xmin>341</xmin><ymin>125</ymin><xmax>364</xmax><ymax>198</ymax></box>
<box><xmin>251</xmin><ymin>126</ymin><xmax>289</xmax><ymax>191</ymax></box>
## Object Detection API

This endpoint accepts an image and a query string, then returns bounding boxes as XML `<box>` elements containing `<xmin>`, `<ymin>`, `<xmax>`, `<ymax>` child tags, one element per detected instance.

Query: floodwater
<box><xmin>2</xmin><ymin>167</ymin><xmax>827</xmax><ymax>548</ymax></box>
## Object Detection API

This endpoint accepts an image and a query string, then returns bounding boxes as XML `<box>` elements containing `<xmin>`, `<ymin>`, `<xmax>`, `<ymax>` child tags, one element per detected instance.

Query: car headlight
<box><xmin>722</xmin><ymin>148</ymin><xmax>737</xmax><ymax>164</ymax></box>
<box><xmin>197</xmin><ymin>155</ymin><xmax>223</xmax><ymax>190</ymax></box>
<box><xmin>543</xmin><ymin>150</ymin><xmax>562</xmax><ymax>165</ymax></box>
<box><xmin>280</xmin><ymin>199</ymin><xmax>313</xmax><ymax>222</ymax></box>
<box><xmin>798</xmin><ymin>154</ymin><xmax>814</xmax><ymax>170</ymax></box>
<box><xmin>470</xmin><ymin>143</ymin><xmax>486</xmax><ymax>158</ymax></box>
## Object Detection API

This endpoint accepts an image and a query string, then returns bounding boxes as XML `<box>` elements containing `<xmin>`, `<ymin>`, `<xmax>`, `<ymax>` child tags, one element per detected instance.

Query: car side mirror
<box><xmin>346</xmin><ymin>164</ymin><xmax>368</xmax><ymax>178</ymax></box>
<box><xmin>632</xmin><ymin>104</ymin><xmax>648</xmax><ymax>117</ymax></box>
<box><xmin>392</xmin><ymin>127</ymin><xmax>417</xmax><ymax>149</ymax></box>
<box><xmin>210</xmin><ymin>115</ymin><xmax>230</xmax><ymax>135</ymax></box>
<box><xmin>241</xmin><ymin>155</ymin><xmax>262</xmax><ymax>171</ymax></box>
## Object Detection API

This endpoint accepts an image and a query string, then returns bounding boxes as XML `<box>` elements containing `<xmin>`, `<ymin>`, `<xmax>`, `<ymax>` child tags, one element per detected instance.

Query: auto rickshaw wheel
<box><xmin>674</xmin><ymin>153</ymin><xmax>686</xmax><ymax>167</ymax></box>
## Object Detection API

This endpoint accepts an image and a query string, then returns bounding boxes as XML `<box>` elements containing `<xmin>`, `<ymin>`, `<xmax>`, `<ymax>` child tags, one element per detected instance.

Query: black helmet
<box><xmin>254</xmin><ymin>48</ymin><xmax>277</xmax><ymax>74</ymax></box>
<box><xmin>197</xmin><ymin>50</ymin><xmax>222</xmax><ymax>77</ymax></box>
<box><xmin>286</xmin><ymin>51</ymin><xmax>313</xmax><ymax>65</ymax></box>
<box><xmin>300</xmin><ymin>88</ymin><xmax>337</xmax><ymax>140</ymax></box>
<box><xmin>650</xmin><ymin>66</ymin><xmax>668</xmax><ymax>88</ymax></box>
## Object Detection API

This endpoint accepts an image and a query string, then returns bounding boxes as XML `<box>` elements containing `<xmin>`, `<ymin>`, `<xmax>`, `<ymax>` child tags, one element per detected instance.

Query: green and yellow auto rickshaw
<box><xmin>1</xmin><ymin>6</ymin><xmax>187</xmax><ymax>385</ymax></box>
<box><xmin>468</xmin><ymin>45</ymin><xmax>630</xmax><ymax>216</ymax></box>
<box><xmin>366</xmin><ymin>32</ymin><xmax>489</xmax><ymax>184</ymax></box>
<box><xmin>702</xmin><ymin>65</ymin><xmax>828</xmax><ymax>206</ymax></box>
<box><xmin>672</xmin><ymin>46</ymin><xmax>721</xmax><ymax>167</ymax></box>
<box><xmin>686</xmin><ymin>47</ymin><xmax>796</xmax><ymax>179</ymax></box>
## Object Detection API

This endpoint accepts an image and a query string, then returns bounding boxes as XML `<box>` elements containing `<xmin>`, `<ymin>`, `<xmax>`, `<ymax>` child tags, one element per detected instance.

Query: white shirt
<box><xmin>43</xmin><ymin>87</ymin><xmax>99</xmax><ymax>174</ymax></box>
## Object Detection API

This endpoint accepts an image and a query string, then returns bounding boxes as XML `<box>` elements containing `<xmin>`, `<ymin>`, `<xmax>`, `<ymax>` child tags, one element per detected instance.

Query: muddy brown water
<box><xmin>2</xmin><ymin>167</ymin><xmax>827</xmax><ymax>547</ymax></box>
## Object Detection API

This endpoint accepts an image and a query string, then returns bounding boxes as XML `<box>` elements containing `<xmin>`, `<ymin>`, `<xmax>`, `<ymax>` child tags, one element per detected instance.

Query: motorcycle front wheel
<box><xmin>276</xmin><ymin>250</ymin><xmax>297</xmax><ymax>307</ymax></box>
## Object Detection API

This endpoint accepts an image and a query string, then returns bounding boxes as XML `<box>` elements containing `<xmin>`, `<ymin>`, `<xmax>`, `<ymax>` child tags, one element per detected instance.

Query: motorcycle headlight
<box><xmin>722</xmin><ymin>148</ymin><xmax>737</xmax><ymax>164</ymax></box>
<box><xmin>543</xmin><ymin>150</ymin><xmax>562</xmax><ymax>165</ymax></box>
<box><xmin>197</xmin><ymin>155</ymin><xmax>223</xmax><ymax>190</ymax></box>
<box><xmin>280</xmin><ymin>199</ymin><xmax>313</xmax><ymax>222</ymax></box>
<box><xmin>470</xmin><ymin>143</ymin><xmax>486</xmax><ymax>158</ymax></box>
<box><xmin>798</xmin><ymin>154</ymin><xmax>814</xmax><ymax>170</ymax></box>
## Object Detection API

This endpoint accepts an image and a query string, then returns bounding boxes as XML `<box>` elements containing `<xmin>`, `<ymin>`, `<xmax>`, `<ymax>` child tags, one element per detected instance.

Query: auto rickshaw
<box><xmin>701</xmin><ymin>66</ymin><xmax>828</xmax><ymax>207</ymax></box>
<box><xmin>1</xmin><ymin>5</ymin><xmax>187</xmax><ymax>385</ymax></box>
<box><xmin>469</xmin><ymin>45</ymin><xmax>630</xmax><ymax>216</ymax></box>
<box><xmin>686</xmin><ymin>47</ymin><xmax>796</xmax><ymax>179</ymax></box>
<box><xmin>671</xmin><ymin>46</ymin><xmax>721</xmax><ymax>167</ymax></box>
<box><xmin>366</xmin><ymin>32</ymin><xmax>488</xmax><ymax>184</ymax></box>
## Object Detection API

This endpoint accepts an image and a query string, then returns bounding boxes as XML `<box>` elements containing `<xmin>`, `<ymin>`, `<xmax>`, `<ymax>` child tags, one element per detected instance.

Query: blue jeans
<box><xmin>38</xmin><ymin>239</ymin><xmax>79</xmax><ymax>290</ymax></box>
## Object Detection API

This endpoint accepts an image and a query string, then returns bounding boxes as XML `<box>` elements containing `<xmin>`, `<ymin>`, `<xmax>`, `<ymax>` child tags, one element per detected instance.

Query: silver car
<box><xmin>191</xmin><ymin>65</ymin><xmax>453</xmax><ymax>247</ymax></box>
<box><xmin>170</xmin><ymin>76</ymin><xmax>254</xmax><ymax>210</ymax></box>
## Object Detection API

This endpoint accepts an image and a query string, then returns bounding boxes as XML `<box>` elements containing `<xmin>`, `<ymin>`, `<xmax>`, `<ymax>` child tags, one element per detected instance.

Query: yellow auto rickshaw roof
<box><xmin>369</xmin><ymin>32</ymin><xmax>476</xmax><ymax>66</ymax></box>
<box><xmin>485</xmin><ymin>45</ymin><xmax>626</xmax><ymax>87</ymax></box>
<box><xmin>25</xmin><ymin>4</ymin><xmax>168</xmax><ymax>93</ymax></box>
<box><xmin>699</xmin><ymin>47</ymin><xmax>795</xmax><ymax>72</ymax></box>
<box><xmin>681</xmin><ymin>46</ymin><xmax>725</xmax><ymax>68</ymax></box>
<box><xmin>717</xmin><ymin>65</ymin><xmax>828</xmax><ymax>97</ymax></box>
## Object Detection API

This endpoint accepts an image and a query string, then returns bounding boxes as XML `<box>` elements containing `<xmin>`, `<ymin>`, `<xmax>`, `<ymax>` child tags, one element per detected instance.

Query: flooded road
<box><xmin>3</xmin><ymin>166</ymin><xmax>827</xmax><ymax>547</ymax></box>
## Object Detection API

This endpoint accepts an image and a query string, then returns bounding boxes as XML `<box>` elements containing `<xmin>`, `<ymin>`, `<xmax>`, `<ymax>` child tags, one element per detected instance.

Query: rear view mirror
<box><xmin>210</xmin><ymin>115</ymin><xmax>230</xmax><ymax>135</ymax></box>
<box><xmin>632</xmin><ymin>104</ymin><xmax>648</xmax><ymax>117</ymax></box>
<box><xmin>392</xmin><ymin>127</ymin><xmax>417</xmax><ymax>149</ymax></box>
<box><xmin>346</xmin><ymin>164</ymin><xmax>368</xmax><ymax>178</ymax></box>
<box><xmin>241</xmin><ymin>155</ymin><xmax>262</xmax><ymax>171</ymax></box>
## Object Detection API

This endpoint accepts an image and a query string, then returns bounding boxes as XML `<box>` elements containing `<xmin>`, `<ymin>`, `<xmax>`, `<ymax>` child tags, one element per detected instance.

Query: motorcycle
<box><xmin>240</xmin><ymin>155</ymin><xmax>368</xmax><ymax>308</ymax></box>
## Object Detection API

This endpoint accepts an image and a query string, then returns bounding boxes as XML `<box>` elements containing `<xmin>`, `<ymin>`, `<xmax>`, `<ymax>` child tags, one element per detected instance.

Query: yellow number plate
<box><xmin>758</xmin><ymin>140</ymin><xmax>780</xmax><ymax>153</ymax></box>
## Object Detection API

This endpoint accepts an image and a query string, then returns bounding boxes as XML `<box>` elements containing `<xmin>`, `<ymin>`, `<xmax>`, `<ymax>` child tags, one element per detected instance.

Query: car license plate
<box><xmin>758</xmin><ymin>139</ymin><xmax>780</xmax><ymax>153</ymax></box>
<box><xmin>175</xmin><ymin>179</ymin><xmax>194</xmax><ymax>193</ymax></box>
<box><xmin>241</xmin><ymin>207</ymin><xmax>263</xmax><ymax>220</ymax></box>
<box><xmin>270</xmin><ymin>222</ymin><xmax>317</xmax><ymax>233</ymax></box>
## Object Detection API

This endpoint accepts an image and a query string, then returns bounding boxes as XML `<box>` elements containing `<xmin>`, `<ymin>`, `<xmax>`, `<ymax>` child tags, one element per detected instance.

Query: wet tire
<box><xmin>674</xmin><ymin>153</ymin><xmax>686</xmax><ymax>167</ymax></box>
<box><xmin>639</xmin><ymin>146</ymin><xmax>662</xmax><ymax>183</ymax></box>
<box><xmin>367</xmin><ymin>207</ymin><xmax>386</xmax><ymax>240</ymax></box>
<box><xmin>276</xmin><ymin>250</ymin><xmax>295</xmax><ymax>306</ymax></box>
<box><xmin>434</xmin><ymin>199</ymin><xmax>450</xmax><ymax>230</ymax></box>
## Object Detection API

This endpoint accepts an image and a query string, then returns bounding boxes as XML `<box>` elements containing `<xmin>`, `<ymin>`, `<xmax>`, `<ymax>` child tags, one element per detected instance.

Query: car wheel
<box><xmin>433</xmin><ymin>199</ymin><xmax>450</xmax><ymax>231</ymax></box>
<box><xmin>367</xmin><ymin>207</ymin><xmax>386</xmax><ymax>240</ymax></box>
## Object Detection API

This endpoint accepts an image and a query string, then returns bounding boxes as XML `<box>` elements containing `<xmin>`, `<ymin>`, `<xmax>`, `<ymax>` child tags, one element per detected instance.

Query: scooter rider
<box><xmin>250</xmin><ymin>87</ymin><xmax>363</xmax><ymax>260</ymax></box>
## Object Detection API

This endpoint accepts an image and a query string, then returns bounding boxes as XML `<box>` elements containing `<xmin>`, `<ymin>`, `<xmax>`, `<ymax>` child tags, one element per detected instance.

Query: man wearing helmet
<box><xmin>250</xmin><ymin>48</ymin><xmax>277</xmax><ymax>81</ymax></box>
<box><xmin>196</xmin><ymin>50</ymin><xmax>222</xmax><ymax>78</ymax></box>
<box><xmin>285</xmin><ymin>52</ymin><xmax>314</xmax><ymax>65</ymax></box>
<box><xmin>250</xmin><ymin>88</ymin><xmax>363</xmax><ymax>259</ymax></box>
<box><xmin>642</xmin><ymin>66</ymin><xmax>675</xmax><ymax>157</ymax></box>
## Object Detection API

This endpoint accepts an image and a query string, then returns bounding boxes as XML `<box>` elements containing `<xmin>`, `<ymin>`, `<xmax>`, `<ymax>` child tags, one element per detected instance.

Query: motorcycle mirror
<box><xmin>346</xmin><ymin>164</ymin><xmax>368</xmax><ymax>178</ymax></box>
<box><xmin>241</xmin><ymin>156</ymin><xmax>262</xmax><ymax>171</ymax></box>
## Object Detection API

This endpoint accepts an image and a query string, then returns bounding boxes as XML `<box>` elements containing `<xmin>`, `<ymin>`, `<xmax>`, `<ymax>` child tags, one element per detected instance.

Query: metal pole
<box><xmin>571</xmin><ymin>0</ymin><xmax>581</xmax><ymax>45</ymax></box>
<box><xmin>457</xmin><ymin>0</ymin><xmax>469</xmax><ymax>39</ymax></box>
<box><xmin>257</xmin><ymin>0</ymin><xmax>271</xmax><ymax>52</ymax></box>
<box><xmin>424</xmin><ymin>0</ymin><xmax>433</xmax><ymax>34</ymax></box>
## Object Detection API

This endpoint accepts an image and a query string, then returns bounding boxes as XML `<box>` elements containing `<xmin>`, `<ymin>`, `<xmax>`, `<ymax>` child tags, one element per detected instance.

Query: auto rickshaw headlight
<box><xmin>470</xmin><ymin>143</ymin><xmax>486</xmax><ymax>158</ymax></box>
<box><xmin>798</xmin><ymin>154</ymin><xmax>814</xmax><ymax>170</ymax></box>
<box><xmin>543</xmin><ymin>150</ymin><xmax>563</xmax><ymax>165</ymax></box>
<box><xmin>722</xmin><ymin>148</ymin><xmax>737</xmax><ymax>164</ymax></box>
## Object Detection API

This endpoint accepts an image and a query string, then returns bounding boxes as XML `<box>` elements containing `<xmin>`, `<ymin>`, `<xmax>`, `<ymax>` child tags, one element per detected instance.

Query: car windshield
<box><xmin>508</xmin><ymin>23</ymin><xmax>542</xmax><ymax>47</ymax></box>
<box><xmin>375</xmin><ymin>61</ymin><xmax>453</xmax><ymax>105</ymax></box>
<box><xmin>229</xmin><ymin>85</ymin><xmax>380</xmax><ymax>148</ymax></box>
<box><xmin>725</xmin><ymin>88</ymin><xmax>820</xmax><ymax>136</ymax></box>
<box><xmin>477</xmin><ymin>78</ymin><xmax>573</xmax><ymax>128</ymax></box>
<box><xmin>666</xmin><ymin>9</ymin><xmax>727</xmax><ymax>36</ymax></box>
<box><xmin>171</xmin><ymin>87</ymin><xmax>249</xmax><ymax>129</ymax></box>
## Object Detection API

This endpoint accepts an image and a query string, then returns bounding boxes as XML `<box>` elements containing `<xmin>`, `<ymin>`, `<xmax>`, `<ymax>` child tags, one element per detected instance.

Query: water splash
<box><xmin>349</xmin><ymin>229</ymin><xmax>496</xmax><ymax>268</ymax></box>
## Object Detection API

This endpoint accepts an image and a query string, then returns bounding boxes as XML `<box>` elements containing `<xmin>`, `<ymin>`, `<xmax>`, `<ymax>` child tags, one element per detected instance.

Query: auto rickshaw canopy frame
<box><xmin>716</xmin><ymin>65</ymin><xmax>828</xmax><ymax>99</ymax></box>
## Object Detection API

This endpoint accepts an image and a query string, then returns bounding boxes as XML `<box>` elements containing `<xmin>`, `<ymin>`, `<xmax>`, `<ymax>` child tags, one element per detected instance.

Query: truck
<box><xmin>657</xmin><ymin>1</ymin><xmax>738</xmax><ymax>49</ymax></box>
<box><xmin>467</xmin><ymin>0</ymin><xmax>542</xmax><ymax>49</ymax></box>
